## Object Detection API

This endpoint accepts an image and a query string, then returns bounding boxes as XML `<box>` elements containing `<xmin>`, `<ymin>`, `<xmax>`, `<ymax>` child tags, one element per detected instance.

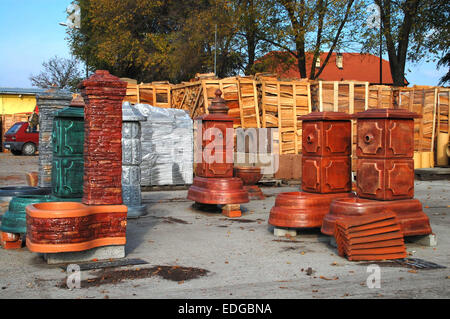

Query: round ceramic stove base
<box><xmin>187</xmin><ymin>177</ymin><xmax>249</xmax><ymax>205</ymax></box>
<box><xmin>269</xmin><ymin>191</ymin><xmax>355</xmax><ymax>229</ymax></box>
<box><xmin>321</xmin><ymin>197</ymin><xmax>432</xmax><ymax>237</ymax></box>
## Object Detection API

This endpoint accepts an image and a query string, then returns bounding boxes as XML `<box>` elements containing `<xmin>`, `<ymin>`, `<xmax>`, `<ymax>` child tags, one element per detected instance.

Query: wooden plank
<box><xmin>377</xmin><ymin>87</ymin><xmax>382</xmax><ymax>108</ymax></box>
<box><xmin>293</xmin><ymin>83</ymin><xmax>298</xmax><ymax>154</ymax></box>
<box><xmin>253</xmin><ymin>79</ymin><xmax>261</xmax><ymax>128</ymax></box>
<box><xmin>277</xmin><ymin>82</ymin><xmax>282</xmax><ymax>154</ymax></box>
<box><xmin>431</xmin><ymin>88</ymin><xmax>437</xmax><ymax>153</ymax></box>
<box><xmin>307</xmin><ymin>83</ymin><xmax>312</xmax><ymax>113</ymax></box>
<box><xmin>333</xmin><ymin>82</ymin><xmax>339</xmax><ymax>112</ymax></box>
<box><xmin>202</xmin><ymin>81</ymin><xmax>209</xmax><ymax>114</ymax></box>
<box><xmin>137</xmin><ymin>84</ymin><xmax>140</xmax><ymax>104</ymax></box>
<box><xmin>152</xmin><ymin>84</ymin><xmax>156</xmax><ymax>107</ymax></box>
<box><xmin>262</xmin><ymin>81</ymin><xmax>267</xmax><ymax>128</ymax></box>
<box><xmin>419</xmin><ymin>89</ymin><xmax>425</xmax><ymax>151</ymax></box>
<box><xmin>237</xmin><ymin>80</ymin><xmax>245</xmax><ymax>128</ymax></box>
<box><xmin>319</xmin><ymin>81</ymin><xmax>323</xmax><ymax>112</ymax></box>
<box><xmin>190</xmin><ymin>86</ymin><xmax>203</xmax><ymax>118</ymax></box>
<box><xmin>365</xmin><ymin>83</ymin><xmax>369</xmax><ymax>110</ymax></box>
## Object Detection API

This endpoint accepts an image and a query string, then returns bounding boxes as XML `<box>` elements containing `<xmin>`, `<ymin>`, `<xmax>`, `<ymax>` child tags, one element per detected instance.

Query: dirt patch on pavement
<box><xmin>272</xmin><ymin>239</ymin><xmax>305</xmax><ymax>243</ymax></box>
<box><xmin>153</xmin><ymin>216</ymin><xmax>191</xmax><ymax>224</ymax></box>
<box><xmin>58</xmin><ymin>265</ymin><xmax>209</xmax><ymax>289</ymax></box>
<box><xmin>219</xmin><ymin>218</ymin><xmax>263</xmax><ymax>223</ymax></box>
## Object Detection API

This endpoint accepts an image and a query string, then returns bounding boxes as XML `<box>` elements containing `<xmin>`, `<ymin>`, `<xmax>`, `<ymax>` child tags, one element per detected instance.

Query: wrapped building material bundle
<box><xmin>122</xmin><ymin>102</ymin><xmax>147</xmax><ymax>218</ymax></box>
<box><xmin>134</xmin><ymin>104</ymin><xmax>193</xmax><ymax>186</ymax></box>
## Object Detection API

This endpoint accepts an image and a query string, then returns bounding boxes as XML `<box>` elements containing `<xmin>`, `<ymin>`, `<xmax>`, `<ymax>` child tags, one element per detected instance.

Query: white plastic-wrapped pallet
<box><xmin>134</xmin><ymin>104</ymin><xmax>193</xmax><ymax>186</ymax></box>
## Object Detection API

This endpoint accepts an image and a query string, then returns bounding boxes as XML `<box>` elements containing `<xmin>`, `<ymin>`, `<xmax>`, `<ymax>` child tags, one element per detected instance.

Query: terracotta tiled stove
<box><xmin>187</xmin><ymin>90</ymin><xmax>249</xmax><ymax>217</ymax></box>
<box><xmin>322</xmin><ymin>109</ymin><xmax>432</xmax><ymax>237</ymax></box>
<box><xmin>26</xmin><ymin>71</ymin><xmax>128</xmax><ymax>255</ymax></box>
<box><xmin>269</xmin><ymin>112</ymin><xmax>355</xmax><ymax>231</ymax></box>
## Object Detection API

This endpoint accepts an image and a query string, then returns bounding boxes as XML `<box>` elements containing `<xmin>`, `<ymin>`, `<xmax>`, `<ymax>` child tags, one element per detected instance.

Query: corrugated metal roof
<box><xmin>0</xmin><ymin>87</ymin><xmax>47</xmax><ymax>95</ymax></box>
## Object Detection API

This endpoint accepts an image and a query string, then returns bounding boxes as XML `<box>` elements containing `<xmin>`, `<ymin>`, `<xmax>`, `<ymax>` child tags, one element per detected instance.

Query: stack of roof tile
<box><xmin>334</xmin><ymin>211</ymin><xmax>407</xmax><ymax>261</ymax></box>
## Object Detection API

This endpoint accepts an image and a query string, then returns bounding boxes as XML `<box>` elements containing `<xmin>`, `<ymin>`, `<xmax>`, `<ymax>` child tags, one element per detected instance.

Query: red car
<box><xmin>3</xmin><ymin>122</ymin><xmax>39</xmax><ymax>156</ymax></box>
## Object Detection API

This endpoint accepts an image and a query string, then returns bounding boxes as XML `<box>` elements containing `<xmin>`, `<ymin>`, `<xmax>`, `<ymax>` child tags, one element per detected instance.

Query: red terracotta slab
<box><xmin>347</xmin><ymin>231</ymin><xmax>404</xmax><ymax>245</ymax></box>
<box><xmin>348</xmin><ymin>253</ymin><xmax>407</xmax><ymax>261</ymax></box>
<box><xmin>349</xmin><ymin>239</ymin><xmax>405</xmax><ymax>250</ymax></box>
<box><xmin>335</xmin><ymin>210</ymin><xmax>397</xmax><ymax>229</ymax></box>
<box><xmin>342</xmin><ymin>225</ymin><xmax>403</xmax><ymax>239</ymax></box>
<box><xmin>347</xmin><ymin>246</ymin><xmax>406</xmax><ymax>256</ymax></box>
<box><xmin>343</xmin><ymin>218</ymin><xmax>398</xmax><ymax>233</ymax></box>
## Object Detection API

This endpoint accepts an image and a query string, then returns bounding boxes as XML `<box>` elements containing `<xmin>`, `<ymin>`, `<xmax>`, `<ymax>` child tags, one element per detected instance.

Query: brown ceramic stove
<box><xmin>187</xmin><ymin>90</ymin><xmax>249</xmax><ymax>217</ymax></box>
<box><xmin>322</xmin><ymin>109</ymin><xmax>432</xmax><ymax>237</ymax></box>
<box><xmin>269</xmin><ymin>112</ymin><xmax>355</xmax><ymax>229</ymax></box>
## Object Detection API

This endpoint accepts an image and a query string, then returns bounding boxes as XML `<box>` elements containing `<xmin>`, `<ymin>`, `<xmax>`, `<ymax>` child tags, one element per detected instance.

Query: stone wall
<box><xmin>36</xmin><ymin>91</ymin><xmax>72</xmax><ymax>188</ymax></box>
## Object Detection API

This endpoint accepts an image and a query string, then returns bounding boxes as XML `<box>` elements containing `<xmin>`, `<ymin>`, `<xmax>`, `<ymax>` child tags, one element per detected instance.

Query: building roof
<box><xmin>256</xmin><ymin>52</ymin><xmax>407</xmax><ymax>85</ymax></box>
<box><xmin>0</xmin><ymin>87</ymin><xmax>47</xmax><ymax>95</ymax></box>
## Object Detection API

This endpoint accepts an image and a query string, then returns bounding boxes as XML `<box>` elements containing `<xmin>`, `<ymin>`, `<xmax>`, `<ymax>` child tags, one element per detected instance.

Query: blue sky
<box><xmin>0</xmin><ymin>0</ymin><xmax>446</xmax><ymax>88</ymax></box>
<box><xmin>0</xmin><ymin>0</ymin><xmax>72</xmax><ymax>88</ymax></box>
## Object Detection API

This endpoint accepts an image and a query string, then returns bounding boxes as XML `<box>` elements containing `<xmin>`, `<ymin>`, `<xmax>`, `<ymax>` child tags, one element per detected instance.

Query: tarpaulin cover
<box><xmin>134</xmin><ymin>104</ymin><xmax>193</xmax><ymax>186</ymax></box>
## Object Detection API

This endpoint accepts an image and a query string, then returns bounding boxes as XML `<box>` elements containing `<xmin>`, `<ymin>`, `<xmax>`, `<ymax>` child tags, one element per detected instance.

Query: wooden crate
<box><xmin>171</xmin><ymin>81</ymin><xmax>205</xmax><ymax>118</ymax></box>
<box><xmin>437</xmin><ymin>88</ymin><xmax>450</xmax><ymax>135</ymax></box>
<box><xmin>260</xmin><ymin>79</ymin><xmax>311</xmax><ymax>154</ymax></box>
<box><xmin>124</xmin><ymin>82</ymin><xmax>172</xmax><ymax>108</ymax></box>
<box><xmin>171</xmin><ymin>77</ymin><xmax>261</xmax><ymax>129</ymax></box>
<box><xmin>397</xmin><ymin>86</ymin><xmax>438</xmax><ymax>152</ymax></box>
<box><xmin>237</xmin><ymin>77</ymin><xmax>260</xmax><ymax>128</ymax></box>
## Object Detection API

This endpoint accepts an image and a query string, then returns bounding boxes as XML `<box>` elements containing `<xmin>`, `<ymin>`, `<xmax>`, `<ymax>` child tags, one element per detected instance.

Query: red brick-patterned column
<box><xmin>79</xmin><ymin>70</ymin><xmax>127</xmax><ymax>205</ymax></box>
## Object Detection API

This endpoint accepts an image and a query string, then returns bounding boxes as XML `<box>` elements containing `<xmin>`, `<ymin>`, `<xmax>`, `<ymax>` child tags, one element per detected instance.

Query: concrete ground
<box><xmin>0</xmin><ymin>153</ymin><xmax>449</xmax><ymax>299</ymax></box>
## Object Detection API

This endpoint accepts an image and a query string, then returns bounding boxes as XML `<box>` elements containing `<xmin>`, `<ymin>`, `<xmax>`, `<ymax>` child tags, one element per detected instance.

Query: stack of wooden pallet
<box><xmin>368</xmin><ymin>85</ymin><xmax>396</xmax><ymax>109</ymax></box>
<box><xmin>438</xmin><ymin>89</ymin><xmax>449</xmax><ymax>135</ymax></box>
<box><xmin>123</xmin><ymin>81</ymin><xmax>171</xmax><ymax>108</ymax></box>
<box><xmin>334</xmin><ymin>211</ymin><xmax>407</xmax><ymax>261</ymax></box>
<box><xmin>397</xmin><ymin>86</ymin><xmax>438</xmax><ymax>153</ymax></box>
<box><xmin>171</xmin><ymin>82</ymin><xmax>205</xmax><ymax>118</ymax></box>
<box><xmin>171</xmin><ymin>76</ymin><xmax>260</xmax><ymax>128</ymax></box>
<box><xmin>436</xmin><ymin>88</ymin><xmax>449</xmax><ymax>165</ymax></box>
<box><xmin>260</xmin><ymin>79</ymin><xmax>311</xmax><ymax>154</ymax></box>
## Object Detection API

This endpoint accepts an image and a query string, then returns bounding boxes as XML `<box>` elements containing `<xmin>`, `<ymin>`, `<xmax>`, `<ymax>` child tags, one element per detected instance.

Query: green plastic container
<box><xmin>51</xmin><ymin>107</ymin><xmax>85</xmax><ymax>198</ymax></box>
<box><xmin>0</xmin><ymin>195</ymin><xmax>81</xmax><ymax>234</ymax></box>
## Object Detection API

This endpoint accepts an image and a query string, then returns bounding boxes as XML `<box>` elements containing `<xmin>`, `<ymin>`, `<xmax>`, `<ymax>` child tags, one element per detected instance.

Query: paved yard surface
<box><xmin>0</xmin><ymin>152</ymin><xmax>38</xmax><ymax>187</ymax></box>
<box><xmin>0</xmin><ymin>153</ymin><xmax>449</xmax><ymax>299</ymax></box>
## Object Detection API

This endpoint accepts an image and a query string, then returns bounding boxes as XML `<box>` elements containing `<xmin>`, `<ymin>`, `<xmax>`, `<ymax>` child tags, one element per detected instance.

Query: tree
<box><xmin>437</xmin><ymin>53</ymin><xmax>450</xmax><ymax>86</ymax></box>
<box><xmin>251</xmin><ymin>0</ymin><xmax>364</xmax><ymax>79</ymax></box>
<box><xmin>29</xmin><ymin>56</ymin><xmax>83</xmax><ymax>92</ymax></box>
<box><xmin>361</xmin><ymin>0</ymin><xmax>449</xmax><ymax>86</ymax></box>
<box><xmin>67</xmin><ymin>0</ymin><xmax>248</xmax><ymax>83</ymax></box>
<box><xmin>375</xmin><ymin>0</ymin><xmax>421</xmax><ymax>86</ymax></box>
